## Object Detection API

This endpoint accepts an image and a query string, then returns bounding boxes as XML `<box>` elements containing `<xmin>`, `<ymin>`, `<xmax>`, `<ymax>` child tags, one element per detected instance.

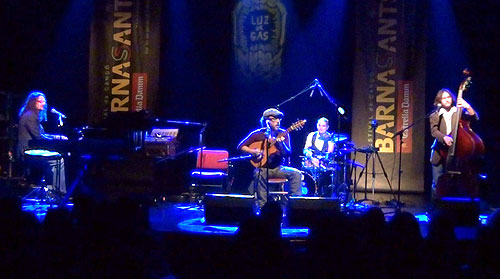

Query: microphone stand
<box><xmin>199</xmin><ymin>123</ymin><xmax>207</xmax><ymax>160</ymax></box>
<box><xmin>189</xmin><ymin>122</ymin><xmax>207</xmax><ymax>203</ymax></box>
<box><xmin>198</xmin><ymin>123</ymin><xmax>207</xmax><ymax>184</ymax></box>
<box><xmin>389</xmin><ymin>108</ymin><xmax>438</xmax><ymax>210</ymax></box>
<box><xmin>314</xmin><ymin>81</ymin><xmax>346</xmax><ymax>142</ymax></box>
<box><xmin>56</xmin><ymin>114</ymin><xmax>64</xmax><ymax>140</ymax></box>
<box><xmin>57</xmin><ymin>115</ymin><xmax>64</xmax><ymax>128</ymax></box>
<box><xmin>275</xmin><ymin>80</ymin><xmax>317</xmax><ymax>109</ymax></box>
<box><xmin>314</xmin><ymin>82</ymin><xmax>350</xmax><ymax>204</ymax></box>
<box><xmin>272</xmin><ymin>79</ymin><xmax>349</xmax><ymax>202</ymax></box>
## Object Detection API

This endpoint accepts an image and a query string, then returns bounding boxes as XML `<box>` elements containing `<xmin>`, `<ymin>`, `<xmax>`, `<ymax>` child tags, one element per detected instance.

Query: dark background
<box><xmin>0</xmin><ymin>0</ymin><xmax>498</xmax><ymax>197</ymax></box>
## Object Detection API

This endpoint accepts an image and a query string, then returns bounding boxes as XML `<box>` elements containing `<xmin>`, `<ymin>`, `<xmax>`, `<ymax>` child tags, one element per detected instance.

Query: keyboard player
<box><xmin>17</xmin><ymin>91</ymin><xmax>68</xmax><ymax>193</ymax></box>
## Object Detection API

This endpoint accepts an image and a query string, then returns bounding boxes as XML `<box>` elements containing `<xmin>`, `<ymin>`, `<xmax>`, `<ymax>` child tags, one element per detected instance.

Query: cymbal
<box><xmin>347</xmin><ymin>160</ymin><xmax>365</xmax><ymax>169</ymax></box>
<box><xmin>337</xmin><ymin>147</ymin><xmax>355</xmax><ymax>153</ymax></box>
<box><xmin>332</xmin><ymin>134</ymin><xmax>348</xmax><ymax>142</ymax></box>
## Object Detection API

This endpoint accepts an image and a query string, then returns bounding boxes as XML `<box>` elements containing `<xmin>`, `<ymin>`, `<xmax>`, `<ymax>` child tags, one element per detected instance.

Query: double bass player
<box><xmin>429</xmin><ymin>88</ymin><xmax>479</xmax><ymax>198</ymax></box>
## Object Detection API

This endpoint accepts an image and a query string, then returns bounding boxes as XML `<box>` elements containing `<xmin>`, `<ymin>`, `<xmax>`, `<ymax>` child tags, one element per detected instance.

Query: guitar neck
<box><xmin>276</xmin><ymin>131</ymin><xmax>289</xmax><ymax>141</ymax></box>
<box><xmin>448</xmin><ymin>77</ymin><xmax>470</xmax><ymax>157</ymax></box>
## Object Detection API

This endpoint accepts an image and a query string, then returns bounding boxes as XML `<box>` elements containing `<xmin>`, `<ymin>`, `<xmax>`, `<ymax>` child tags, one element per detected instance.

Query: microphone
<box><xmin>315</xmin><ymin>79</ymin><xmax>324</xmax><ymax>96</ymax></box>
<box><xmin>309</xmin><ymin>86</ymin><xmax>316</xmax><ymax>97</ymax></box>
<box><xmin>51</xmin><ymin>108</ymin><xmax>67</xmax><ymax>119</ymax></box>
<box><xmin>309</xmin><ymin>79</ymin><xmax>319</xmax><ymax>97</ymax></box>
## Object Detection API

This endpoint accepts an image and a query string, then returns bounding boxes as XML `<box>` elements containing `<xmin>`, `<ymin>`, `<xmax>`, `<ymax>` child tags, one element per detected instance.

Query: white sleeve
<box><xmin>327</xmin><ymin>140</ymin><xmax>335</xmax><ymax>153</ymax></box>
<box><xmin>304</xmin><ymin>132</ymin><xmax>314</xmax><ymax>150</ymax></box>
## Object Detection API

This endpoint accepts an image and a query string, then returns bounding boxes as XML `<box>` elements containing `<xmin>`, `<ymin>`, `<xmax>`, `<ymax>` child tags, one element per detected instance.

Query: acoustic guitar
<box><xmin>249</xmin><ymin>119</ymin><xmax>306</xmax><ymax>168</ymax></box>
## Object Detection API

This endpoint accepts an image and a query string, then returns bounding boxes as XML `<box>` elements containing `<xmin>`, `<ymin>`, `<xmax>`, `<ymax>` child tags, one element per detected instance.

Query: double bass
<box><xmin>436</xmin><ymin>74</ymin><xmax>485</xmax><ymax>198</ymax></box>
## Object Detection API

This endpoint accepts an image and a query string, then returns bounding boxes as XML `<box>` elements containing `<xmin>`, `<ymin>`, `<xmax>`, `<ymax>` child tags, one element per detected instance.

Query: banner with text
<box><xmin>233</xmin><ymin>0</ymin><xmax>287</xmax><ymax>82</ymax></box>
<box><xmin>352</xmin><ymin>0</ymin><xmax>426</xmax><ymax>193</ymax></box>
<box><xmin>89</xmin><ymin>0</ymin><xmax>161</xmax><ymax>124</ymax></box>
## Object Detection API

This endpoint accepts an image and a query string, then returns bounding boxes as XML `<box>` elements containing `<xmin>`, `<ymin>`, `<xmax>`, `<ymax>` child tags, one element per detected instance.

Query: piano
<box><xmin>28</xmin><ymin>112</ymin><xmax>206</xmax><ymax>197</ymax></box>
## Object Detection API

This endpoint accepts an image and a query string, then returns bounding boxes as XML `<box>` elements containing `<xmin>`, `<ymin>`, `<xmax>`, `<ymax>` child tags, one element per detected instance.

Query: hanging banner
<box><xmin>352</xmin><ymin>0</ymin><xmax>426</xmax><ymax>193</ymax></box>
<box><xmin>89</xmin><ymin>0</ymin><xmax>161</xmax><ymax>124</ymax></box>
<box><xmin>233</xmin><ymin>0</ymin><xmax>287</xmax><ymax>82</ymax></box>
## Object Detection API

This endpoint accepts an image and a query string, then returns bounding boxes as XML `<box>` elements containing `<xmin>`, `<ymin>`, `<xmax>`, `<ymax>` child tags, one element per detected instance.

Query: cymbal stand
<box><xmin>331</xmin><ymin>150</ymin><xmax>350</xmax><ymax>206</ymax></box>
<box><xmin>355</xmin><ymin>120</ymin><xmax>397</xmax><ymax>205</ymax></box>
<box><xmin>350</xmin><ymin>149</ymin><xmax>358</xmax><ymax>201</ymax></box>
<box><xmin>355</xmin><ymin>148</ymin><xmax>379</xmax><ymax>205</ymax></box>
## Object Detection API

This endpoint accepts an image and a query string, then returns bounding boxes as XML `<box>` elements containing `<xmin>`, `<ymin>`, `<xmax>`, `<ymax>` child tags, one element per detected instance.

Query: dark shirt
<box><xmin>429</xmin><ymin>107</ymin><xmax>478</xmax><ymax>165</ymax></box>
<box><xmin>238</xmin><ymin>128</ymin><xmax>291</xmax><ymax>169</ymax></box>
<box><xmin>17</xmin><ymin>110</ymin><xmax>52</xmax><ymax>158</ymax></box>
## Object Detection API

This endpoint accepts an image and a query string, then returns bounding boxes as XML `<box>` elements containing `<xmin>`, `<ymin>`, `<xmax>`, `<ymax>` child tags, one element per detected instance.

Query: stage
<box><xmin>1</xmin><ymin>177</ymin><xmax>497</xmax><ymax>278</ymax></box>
<box><xmin>4</xmin><ymin>177</ymin><xmax>492</xmax><ymax>240</ymax></box>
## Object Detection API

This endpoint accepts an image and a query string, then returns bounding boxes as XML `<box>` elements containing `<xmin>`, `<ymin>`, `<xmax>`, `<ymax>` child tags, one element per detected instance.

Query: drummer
<box><xmin>303</xmin><ymin>117</ymin><xmax>335</xmax><ymax>164</ymax></box>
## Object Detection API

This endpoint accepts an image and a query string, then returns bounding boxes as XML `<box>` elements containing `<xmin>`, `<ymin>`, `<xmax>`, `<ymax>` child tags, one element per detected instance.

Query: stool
<box><xmin>267</xmin><ymin>178</ymin><xmax>288</xmax><ymax>202</ymax></box>
<box><xmin>22</xmin><ymin>149</ymin><xmax>63</xmax><ymax>203</ymax></box>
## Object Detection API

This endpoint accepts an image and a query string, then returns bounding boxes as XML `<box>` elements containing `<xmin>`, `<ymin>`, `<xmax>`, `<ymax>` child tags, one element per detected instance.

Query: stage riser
<box><xmin>203</xmin><ymin>194</ymin><xmax>341</xmax><ymax>227</ymax></box>
<box><xmin>204</xmin><ymin>194</ymin><xmax>255</xmax><ymax>225</ymax></box>
<box><xmin>433</xmin><ymin>198</ymin><xmax>480</xmax><ymax>227</ymax></box>
<box><xmin>287</xmin><ymin>198</ymin><xmax>340</xmax><ymax>227</ymax></box>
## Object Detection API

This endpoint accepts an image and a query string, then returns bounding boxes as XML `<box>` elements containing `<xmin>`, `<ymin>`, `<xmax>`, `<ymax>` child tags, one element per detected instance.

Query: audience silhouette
<box><xmin>1</xmin><ymin>194</ymin><xmax>499</xmax><ymax>279</ymax></box>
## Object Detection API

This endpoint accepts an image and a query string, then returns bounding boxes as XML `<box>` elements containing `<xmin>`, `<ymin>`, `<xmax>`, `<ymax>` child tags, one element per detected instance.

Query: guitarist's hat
<box><xmin>261</xmin><ymin>108</ymin><xmax>284</xmax><ymax>127</ymax></box>
<box><xmin>262</xmin><ymin>108</ymin><xmax>284</xmax><ymax>119</ymax></box>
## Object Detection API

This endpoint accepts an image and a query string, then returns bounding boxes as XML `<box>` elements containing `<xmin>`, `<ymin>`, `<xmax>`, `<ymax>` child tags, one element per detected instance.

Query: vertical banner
<box><xmin>396</xmin><ymin>80</ymin><xmax>414</xmax><ymax>153</ymax></box>
<box><xmin>89</xmin><ymin>0</ymin><xmax>161</xmax><ymax>124</ymax></box>
<box><xmin>352</xmin><ymin>0</ymin><xmax>426</xmax><ymax>193</ymax></box>
<box><xmin>233</xmin><ymin>0</ymin><xmax>287</xmax><ymax>82</ymax></box>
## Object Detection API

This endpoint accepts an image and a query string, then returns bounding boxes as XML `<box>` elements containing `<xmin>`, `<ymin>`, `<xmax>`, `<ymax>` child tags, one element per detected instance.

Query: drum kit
<box><xmin>300</xmin><ymin>135</ymin><xmax>364</xmax><ymax>204</ymax></box>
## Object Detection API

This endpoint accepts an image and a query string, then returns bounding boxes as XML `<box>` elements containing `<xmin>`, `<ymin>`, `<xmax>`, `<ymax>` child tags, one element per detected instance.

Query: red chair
<box><xmin>190</xmin><ymin>149</ymin><xmax>229</xmax><ymax>199</ymax></box>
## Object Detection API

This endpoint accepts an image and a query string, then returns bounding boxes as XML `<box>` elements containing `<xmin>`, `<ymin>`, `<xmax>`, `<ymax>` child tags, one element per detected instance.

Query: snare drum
<box><xmin>302</xmin><ymin>155</ymin><xmax>330</xmax><ymax>172</ymax></box>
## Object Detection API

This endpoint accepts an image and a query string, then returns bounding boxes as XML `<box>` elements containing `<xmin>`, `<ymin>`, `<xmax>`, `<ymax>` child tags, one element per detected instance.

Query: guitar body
<box><xmin>248</xmin><ymin>140</ymin><xmax>278</xmax><ymax>168</ymax></box>
<box><xmin>246</xmin><ymin>119</ymin><xmax>306</xmax><ymax>168</ymax></box>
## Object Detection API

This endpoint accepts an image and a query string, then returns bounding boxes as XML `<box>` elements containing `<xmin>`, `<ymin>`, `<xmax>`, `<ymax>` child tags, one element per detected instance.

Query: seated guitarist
<box><xmin>237</xmin><ymin>108</ymin><xmax>302</xmax><ymax>208</ymax></box>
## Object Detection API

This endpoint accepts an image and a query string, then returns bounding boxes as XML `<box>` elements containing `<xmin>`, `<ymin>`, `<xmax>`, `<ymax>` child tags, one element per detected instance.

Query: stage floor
<box><xmin>1</xmin><ymin>178</ymin><xmax>496</xmax><ymax>240</ymax></box>
<box><xmin>148</xmin><ymin>192</ymin><xmax>493</xmax><ymax>239</ymax></box>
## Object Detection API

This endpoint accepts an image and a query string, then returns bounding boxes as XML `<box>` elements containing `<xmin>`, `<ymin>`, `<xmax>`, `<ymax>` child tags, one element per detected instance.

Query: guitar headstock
<box><xmin>289</xmin><ymin>119</ymin><xmax>307</xmax><ymax>131</ymax></box>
